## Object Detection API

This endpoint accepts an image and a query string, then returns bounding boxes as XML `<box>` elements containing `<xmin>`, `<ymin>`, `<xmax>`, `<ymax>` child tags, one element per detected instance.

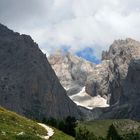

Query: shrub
<box><xmin>42</xmin><ymin>116</ymin><xmax>77</xmax><ymax>137</ymax></box>
<box><xmin>76</xmin><ymin>126</ymin><xmax>97</xmax><ymax>140</ymax></box>
<box><xmin>107</xmin><ymin>124</ymin><xmax>122</xmax><ymax>140</ymax></box>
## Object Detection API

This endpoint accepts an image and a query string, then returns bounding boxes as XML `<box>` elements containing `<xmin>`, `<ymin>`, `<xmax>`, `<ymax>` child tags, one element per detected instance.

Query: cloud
<box><xmin>0</xmin><ymin>0</ymin><xmax>140</xmax><ymax>60</ymax></box>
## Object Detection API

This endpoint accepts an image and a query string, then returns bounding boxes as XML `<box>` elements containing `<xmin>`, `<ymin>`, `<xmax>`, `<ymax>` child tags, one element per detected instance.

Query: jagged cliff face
<box><xmin>85</xmin><ymin>60</ymin><xmax>110</xmax><ymax>98</ymax></box>
<box><xmin>103</xmin><ymin>38</ymin><xmax>140</xmax><ymax>105</ymax></box>
<box><xmin>48</xmin><ymin>52</ymin><xmax>109</xmax><ymax>109</ymax></box>
<box><xmin>95</xmin><ymin>39</ymin><xmax>140</xmax><ymax>120</ymax></box>
<box><xmin>49</xmin><ymin>52</ymin><xmax>95</xmax><ymax>92</ymax></box>
<box><xmin>2</xmin><ymin>23</ymin><xmax>140</xmax><ymax>120</ymax></box>
<box><xmin>49</xmin><ymin>38</ymin><xmax>140</xmax><ymax>120</ymax></box>
<box><xmin>86</xmin><ymin>38</ymin><xmax>140</xmax><ymax>105</ymax></box>
<box><xmin>0</xmin><ymin>24</ymin><xmax>80</xmax><ymax>120</ymax></box>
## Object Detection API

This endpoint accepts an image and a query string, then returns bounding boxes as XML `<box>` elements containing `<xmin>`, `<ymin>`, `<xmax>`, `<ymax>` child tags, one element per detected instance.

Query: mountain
<box><xmin>99</xmin><ymin>38</ymin><xmax>140</xmax><ymax>119</ymax></box>
<box><xmin>86</xmin><ymin>38</ymin><xmax>140</xmax><ymax>120</ymax></box>
<box><xmin>48</xmin><ymin>51</ymin><xmax>95</xmax><ymax>91</ymax></box>
<box><xmin>85</xmin><ymin>60</ymin><xmax>110</xmax><ymax>99</ymax></box>
<box><xmin>48</xmin><ymin>52</ymin><xmax>109</xmax><ymax>109</ymax></box>
<box><xmin>0</xmin><ymin>23</ymin><xmax>80</xmax><ymax>120</ymax></box>
<box><xmin>49</xmin><ymin>38</ymin><xmax>140</xmax><ymax>120</ymax></box>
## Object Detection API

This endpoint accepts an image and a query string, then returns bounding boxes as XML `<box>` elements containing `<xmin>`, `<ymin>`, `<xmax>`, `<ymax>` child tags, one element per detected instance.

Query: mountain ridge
<box><xmin>0</xmin><ymin>23</ymin><xmax>80</xmax><ymax>120</ymax></box>
<box><xmin>49</xmin><ymin>38</ymin><xmax>140</xmax><ymax>120</ymax></box>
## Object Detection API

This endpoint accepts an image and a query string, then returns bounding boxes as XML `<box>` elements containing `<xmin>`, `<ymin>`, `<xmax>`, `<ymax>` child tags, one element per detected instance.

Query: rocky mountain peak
<box><xmin>102</xmin><ymin>38</ymin><xmax>140</xmax><ymax>61</ymax></box>
<box><xmin>49</xmin><ymin>51</ymin><xmax>95</xmax><ymax>90</ymax></box>
<box><xmin>48</xmin><ymin>52</ymin><xmax>110</xmax><ymax>110</ymax></box>
<box><xmin>0</xmin><ymin>23</ymin><xmax>80</xmax><ymax>120</ymax></box>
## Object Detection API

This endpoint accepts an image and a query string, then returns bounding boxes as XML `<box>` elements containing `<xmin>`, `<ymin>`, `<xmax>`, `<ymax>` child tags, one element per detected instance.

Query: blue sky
<box><xmin>76</xmin><ymin>47</ymin><xmax>101</xmax><ymax>64</ymax></box>
<box><xmin>0</xmin><ymin>0</ymin><xmax>140</xmax><ymax>63</ymax></box>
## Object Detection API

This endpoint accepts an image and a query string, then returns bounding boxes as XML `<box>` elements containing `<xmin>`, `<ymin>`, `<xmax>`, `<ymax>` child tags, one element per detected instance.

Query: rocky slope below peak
<box><xmin>86</xmin><ymin>38</ymin><xmax>140</xmax><ymax>104</ymax></box>
<box><xmin>94</xmin><ymin>38</ymin><xmax>140</xmax><ymax>120</ymax></box>
<box><xmin>102</xmin><ymin>38</ymin><xmax>140</xmax><ymax>60</ymax></box>
<box><xmin>85</xmin><ymin>60</ymin><xmax>110</xmax><ymax>98</ymax></box>
<box><xmin>48</xmin><ymin>52</ymin><xmax>109</xmax><ymax>110</ymax></box>
<box><xmin>106</xmin><ymin>38</ymin><xmax>140</xmax><ymax>105</ymax></box>
<box><xmin>49</xmin><ymin>38</ymin><xmax>140</xmax><ymax>120</ymax></box>
<box><xmin>49</xmin><ymin>52</ymin><xmax>95</xmax><ymax>93</ymax></box>
<box><xmin>0</xmin><ymin>23</ymin><xmax>80</xmax><ymax>120</ymax></box>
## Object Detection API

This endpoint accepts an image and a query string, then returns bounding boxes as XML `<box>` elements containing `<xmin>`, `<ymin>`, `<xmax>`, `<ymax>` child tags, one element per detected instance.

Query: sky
<box><xmin>0</xmin><ymin>0</ymin><xmax>140</xmax><ymax>63</ymax></box>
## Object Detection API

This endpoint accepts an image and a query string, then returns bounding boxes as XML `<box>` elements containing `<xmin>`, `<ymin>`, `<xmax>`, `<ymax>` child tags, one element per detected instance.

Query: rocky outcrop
<box><xmin>48</xmin><ymin>52</ymin><xmax>109</xmax><ymax>109</ymax></box>
<box><xmin>104</xmin><ymin>38</ymin><xmax>140</xmax><ymax>105</ymax></box>
<box><xmin>48</xmin><ymin>52</ymin><xmax>95</xmax><ymax>95</ymax></box>
<box><xmin>95</xmin><ymin>39</ymin><xmax>140</xmax><ymax>120</ymax></box>
<box><xmin>86</xmin><ymin>38</ymin><xmax>140</xmax><ymax>104</ymax></box>
<box><xmin>50</xmin><ymin>38</ymin><xmax>140</xmax><ymax>120</ymax></box>
<box><xmin>85</xmin><ymin>60</ymin><xmax>110</xmax><ymax>98</ymax></box>
<box><xmin>48</xmin><ymin>38</ymin><xmax>140</xmax><ymax>120</ymax></box>
<box><xmin>0</xmin><ymin>23</ymin><xmax>81</xmax><ymax>120</ymax></box>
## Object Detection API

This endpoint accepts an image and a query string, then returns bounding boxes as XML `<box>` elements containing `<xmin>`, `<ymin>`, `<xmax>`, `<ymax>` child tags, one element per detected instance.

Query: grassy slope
<box><xmin>1</xmin><ymin>106</ymin><xmax>140</xmax><ymax>140</ymax></box>
<box><xmin>50</xmin><ymin>128</ymin><xmax>74</xmax><ymax>140</ymax></box>
<box><xmin>0</xmin><ymin>107</ymin><xmax>74</xmax><ymax>140</ymax></box>
<box><xmin>77</xmin><ymin>119</ymin><xmax>140</xmax><ymax>138</ymax></box>
<box><xmin>0</xmin><ymin>107</ymin><xmax>47</xmax><ymax>140</ymax></box>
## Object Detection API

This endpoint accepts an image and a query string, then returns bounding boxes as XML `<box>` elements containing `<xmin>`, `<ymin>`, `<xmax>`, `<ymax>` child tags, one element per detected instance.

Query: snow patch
<box><xmin>69</xmin><ymin>87</ymin><xmax>109</xmax><ymax>109</ymax></box>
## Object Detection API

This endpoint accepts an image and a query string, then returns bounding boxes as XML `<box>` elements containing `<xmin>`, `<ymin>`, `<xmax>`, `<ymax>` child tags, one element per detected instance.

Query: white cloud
<box><xmin>0</xmin><ymin>0</ymin><xmax>140</xmax><ymax>59</ymax></box>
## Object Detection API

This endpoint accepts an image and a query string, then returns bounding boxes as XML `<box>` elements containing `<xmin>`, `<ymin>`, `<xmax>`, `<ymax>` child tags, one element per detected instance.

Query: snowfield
<box><xmin>69</xmin><ymin>87</ymin><xmax>109</xmax><ymax>109</ymax></box>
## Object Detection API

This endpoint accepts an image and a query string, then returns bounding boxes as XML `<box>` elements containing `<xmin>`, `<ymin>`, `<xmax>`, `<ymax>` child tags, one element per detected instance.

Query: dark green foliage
<box><xmin>42</xmin><ymin>116</ymin><xmax>77</xmax><ymax>137</ymax></box>
<box><xmin>122</xmin><ymin>132</ymin><xmax>140</xmax><ymax>140</ymax></box>
<box><xmin>76</xmin><ymin>120</ymin><xmax>140</xmax><ymax>140</ymax></box>
<box><xmin>107</xmin><ymin>124</ymin><xmax>140</xmax><ymax>140</ymax></box>
<box><xmin>58</xmin><ymin>120</ymin><xmax>65</xmax><ymax>131</ymax></box>
<box><xmin>107</xmin><ymin>124</ymin><xmax>122</xmax><ymax>140</ymax></box>
<box><xmin>42</xmin><ymin>118</ymin><xmax>140</xmax><ymax>140</ymax></box>
<box><xmin>64</xmin><ymin>116</ymin><xmax>77</xmax><ymax>136</ymax></box>
<box><xmin>45</xmin><ymin>117</ymin><xmax>58</xmax><ymax>127</ymax></box>
<box><xmin>75</xmin><ymin>126</ymin><xmax>98</xmax><ymax>140</ymax></box>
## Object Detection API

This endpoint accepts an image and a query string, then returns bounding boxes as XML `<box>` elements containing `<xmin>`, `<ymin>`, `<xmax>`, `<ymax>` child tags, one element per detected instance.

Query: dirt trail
<box><xmin>38</xmin><ymin>123</ymin><xmax>54</xmax><ymax>139</ymax></box>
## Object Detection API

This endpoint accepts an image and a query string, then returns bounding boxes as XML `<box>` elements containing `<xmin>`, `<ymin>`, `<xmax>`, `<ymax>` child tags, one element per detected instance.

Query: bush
<box><xmin>107</xmin><ymin>124</ymin><xmax>122</xmax><ymax>140</ymax></box>
<box><xmin>76</xmin><ymin>126</ymin><xmax>98</xmax><ymax>140</ymax></box>
<box><xmin>42</xmin><ymin>117</ymin><xmax>58</xmax><ymax>127</ymax></box>
<box><xmin>64</xmin><ymin>116</ymin><xmax>77</xmax><ymax>136</ymax></box>
<box><xmin>122</xmin><ymin>132</ymin><xmax>140</xmax><ymax>140</ymax></box>
<box><xmin>42</xmin><ymin>116</ymin><xmax>77</xmax><ymax>137</ymax></box>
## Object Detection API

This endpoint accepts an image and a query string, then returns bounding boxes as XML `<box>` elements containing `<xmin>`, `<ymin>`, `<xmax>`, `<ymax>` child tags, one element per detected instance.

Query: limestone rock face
<box><xmin>105</xmin><ymin>38</ymin><xmax>140</xmax><ymax>105</ymax></box>
<box><xmin>97</xmin><ymin>39</ymin><xmax>140</xmax><ymax>120</ymax></box>
<box><xmin>48</xmin><ymin>52</ymin><xmax>95</xmax><ymax>95</ymax></box>
<box><xmin>86</xmin><ymin>38</ymin><xmax>140</xmax><ymax>105</ymax></box>
<box><xmin>48</xmin><ymin>38</ymin><xmax>140</xmax><ymax>120</ymax></box>
<box><xmin>0</xmin><ymin>24</ymin><xmax>80</xmax><ymax>120</ymax></box>
<box><xmin>85</xmin><ymin>60</ymin><xmax>110</xmax><ymax>98</ymax></box>
<box><xmin>48</xmin><ymin>52</ymin><xmax>110</xmax><ymax>109</ymax></box>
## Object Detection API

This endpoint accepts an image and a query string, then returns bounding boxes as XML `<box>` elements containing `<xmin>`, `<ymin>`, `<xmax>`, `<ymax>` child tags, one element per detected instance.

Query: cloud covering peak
<box><xmin>0</xmin><ymin>0</ymin><xmax>140</xmax><ymax>61</ymax></box>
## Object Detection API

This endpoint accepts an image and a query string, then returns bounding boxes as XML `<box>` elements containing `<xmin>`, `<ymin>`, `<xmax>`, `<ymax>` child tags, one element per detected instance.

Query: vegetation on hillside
<box><xmin>50</xmin><ymin>128</ymin><xmax>74</xmax><ymax>140</ymax></box>
<box><xmin>42</xmin><ymin>116</ymin><xmax>77</xmax><ymax>137</ymax></box>
<box><xmin>76</xmin><ymin>119</ymin><xmax>140</xmax><ymax>140</ymax></box>
<box><xmin>1</xmin><ymin>107</ymin><xmax>140</xmax><ymax>140</ymax></box>
<box><xmin>0</xmin><ymin>107</ymin><xmax>74</xmax><ymax>140</ymax></box>
<box><xmin>0</xmin><ymin>107</ymin><xmax>47</xmax><ymax>140</ymax></box>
